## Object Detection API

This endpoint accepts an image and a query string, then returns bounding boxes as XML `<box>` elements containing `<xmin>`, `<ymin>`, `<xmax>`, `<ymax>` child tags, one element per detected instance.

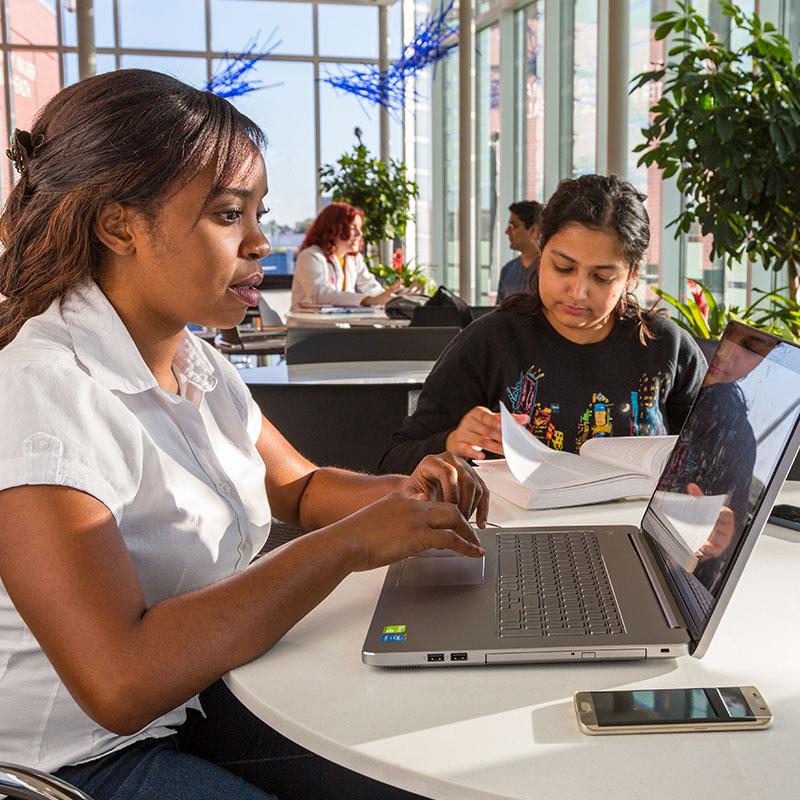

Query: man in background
<box><xmin>496</xmin><ymin>200</ymin><xmax>543</xmax><ymax>304</ymax></box>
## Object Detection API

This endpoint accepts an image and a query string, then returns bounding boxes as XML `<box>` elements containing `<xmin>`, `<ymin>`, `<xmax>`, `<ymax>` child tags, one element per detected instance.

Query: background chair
<box><xmin>250</xmin><ymin>327</ymin><xmax>457</xmax><ymax>472</ymax></box>
<box><xmin>0</xmin><ymin>762</ymin><xmax>93</xmax><ymax>800</ymax></box>
<box><xmin>285</xmin><ymin>326</ymin><xmax>459</xmax><ymax>365</ymax></box>
<box><xmin>257</xmin><ymin>298</ymin><xmax>283</xmax><ymax>328</ymax></box>
<box><xmin>214</xmin><ymin>324</ymin><xmax>286</xmax><ymax>367</ymax></box>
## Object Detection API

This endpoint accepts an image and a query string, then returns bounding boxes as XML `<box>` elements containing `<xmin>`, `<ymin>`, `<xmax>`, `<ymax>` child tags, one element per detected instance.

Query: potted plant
<box><xmin>631</xmin><ymin>1</ymin><xmax>800</xmax><ymax>306</ymax></box>
<box><xmin>319</xmin><ymin>129</ymin><xmax>420</xmax><ymax>266</ymax></box>
<box><xmin>653</xmin><ymin>279</ymin><xmax>800</xmax><ymax>343</ymax></box>
<box><xmin>366</xmin><ymin>248</ymin><xmax>434</xmax><ymax>294</ymax></box>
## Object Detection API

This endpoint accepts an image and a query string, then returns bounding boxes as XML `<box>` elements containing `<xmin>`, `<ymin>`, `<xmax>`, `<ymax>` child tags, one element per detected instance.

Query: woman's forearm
<box><xmin>296</xmin><ymin>467</ymin><xmax>406</xmax><ymax>531</ymax></box>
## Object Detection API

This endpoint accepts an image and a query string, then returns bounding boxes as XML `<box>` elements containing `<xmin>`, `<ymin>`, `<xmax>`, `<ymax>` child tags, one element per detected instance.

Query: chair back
<box><xmin>285</xmin><ymin>326</ymin><xmax>459</xmax><ymax>365</ymax></box>
<box><xmin>258</xmin><ymin>299</ymin><xmax>283</xmax><ymax>328</ymax></box>
<box><xmin>217</xmin><ymin>327</ymin><xmax>243</xmax><ymax>346</ymax></box>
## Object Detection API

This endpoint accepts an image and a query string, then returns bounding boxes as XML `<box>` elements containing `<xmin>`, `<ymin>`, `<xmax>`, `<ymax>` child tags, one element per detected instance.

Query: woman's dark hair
<box><xmin>0</xmin><ymin>69</ymin><xmax>266</xmax><ymax>347</ymax></box>
<box><xmin>500</xmin><ymin>173</ymin><xmax>664</xmax><ymax>342</ymax></box>
<box><xmin>300</xmin><ymin>202</ymin><xmax>364</xmax><ymax>257</ymax></box>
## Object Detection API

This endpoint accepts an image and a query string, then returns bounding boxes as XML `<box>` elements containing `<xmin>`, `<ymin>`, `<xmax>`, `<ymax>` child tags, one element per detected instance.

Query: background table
<box><xmin>243</xmin><ymin>361</ymin><xmax>434</xmax><ymax>473</ymax></box>
<box><xmin>226</xmin><ymin>482</ymin><xmax>800</xmax><ymax>800</ymax></box>
<box><xmin>286</xmin><ymin>310</ymin><xmax>410</xmax><ymax>328</ymax></box>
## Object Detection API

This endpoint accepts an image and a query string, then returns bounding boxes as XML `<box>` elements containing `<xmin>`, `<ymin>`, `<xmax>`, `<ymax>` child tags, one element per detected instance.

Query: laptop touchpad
<box><xmin>397</xmin><ymin>555</ymin><xmax>485</xmax><ymax>587</ymax></box>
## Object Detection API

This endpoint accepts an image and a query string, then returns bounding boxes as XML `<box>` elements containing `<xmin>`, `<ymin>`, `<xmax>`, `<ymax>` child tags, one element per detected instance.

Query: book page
<box><xmin>648</xmin><ymin>490</ymin><xmax>729</xmax><ymax>555</ymax></box>
<box><xmin>500</xmin><ymin>404</ymin><xmax>636</xmax><ymax>489</ymax></box>
<box><xmin>579</xmin><ymin>435</ymin><xmax>678</xmax><ymax>478</ymax></box>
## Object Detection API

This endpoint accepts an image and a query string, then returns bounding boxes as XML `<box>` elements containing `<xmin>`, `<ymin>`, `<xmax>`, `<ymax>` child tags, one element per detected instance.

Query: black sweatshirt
<box><xmin>378</xmin><ymin>308</ymin><xmax>707</xmax><ymax>475</ymax></box>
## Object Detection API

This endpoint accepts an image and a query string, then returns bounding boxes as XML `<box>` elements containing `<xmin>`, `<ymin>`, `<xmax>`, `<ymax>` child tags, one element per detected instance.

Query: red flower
<box><xmin>392</xmin><ymin>248</ymin><xmax>403</xmax><ymax>271</ymax></box>
<box><xmin>686</xmin><ymin>279</ymin><xmax>709</xmax><ymax>319</ymax></box>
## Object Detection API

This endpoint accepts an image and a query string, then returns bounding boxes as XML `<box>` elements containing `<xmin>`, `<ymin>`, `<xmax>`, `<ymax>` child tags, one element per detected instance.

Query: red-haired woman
<box><xmin>291</xmin><ymin>202</ymin><xmax>401</xmax><ymax>309</ymax></box>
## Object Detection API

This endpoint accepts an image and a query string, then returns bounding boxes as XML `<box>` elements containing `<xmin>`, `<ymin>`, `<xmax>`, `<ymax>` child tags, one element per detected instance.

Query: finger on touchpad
<box><xmin>413</xmin><ymin>547</ymin><xmax>465</xmax><ymax>558</ymax></box>
<box><xmin>397</xmin><ymin>555</ymin><xmax>485</xmax><ymax>587</ymax></box>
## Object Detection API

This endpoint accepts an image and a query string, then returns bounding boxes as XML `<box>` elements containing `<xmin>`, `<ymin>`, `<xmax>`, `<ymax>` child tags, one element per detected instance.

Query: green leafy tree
<box><xmin>632</xmin><ymin>1</ymin><xmax>800</xmax><ymax>299</ymax></box>
<box><xmin>319</xmin><ymin>132</ymin><xmax>419</xmax><ymax>262</ymax></box>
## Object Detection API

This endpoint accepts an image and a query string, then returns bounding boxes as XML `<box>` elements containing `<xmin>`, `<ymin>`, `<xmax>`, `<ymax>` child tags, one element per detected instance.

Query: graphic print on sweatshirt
<box><xmin>506</xmin><ymin>364</ymin><xmax>671</xmax><ymax>453</ymax></box>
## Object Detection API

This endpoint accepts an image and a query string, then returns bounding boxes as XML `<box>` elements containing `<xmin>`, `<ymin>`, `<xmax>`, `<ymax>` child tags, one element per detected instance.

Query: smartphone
<box><xmin>574</xmin><ymin>686</ymin><xmax>772</xmax><ymax>734</ymax></box>
<box><xmin>768</xmin><ymin>503</ymin><xmax>800</xmax><ymax>532</ymax></box>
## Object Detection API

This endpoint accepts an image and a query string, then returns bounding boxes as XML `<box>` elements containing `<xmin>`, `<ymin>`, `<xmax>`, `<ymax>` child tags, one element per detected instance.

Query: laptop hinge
<box><xmin>629</xmin><ymin>530</ymin><xmax>686</xmax><ymax>630</ymax></box>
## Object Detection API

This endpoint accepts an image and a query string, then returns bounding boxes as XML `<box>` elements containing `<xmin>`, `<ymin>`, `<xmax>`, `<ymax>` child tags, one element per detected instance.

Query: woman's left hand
<box><xmin>400</xmin><ymin>452</ymin><xmax>489</xmax><ymax>528</ymax></box>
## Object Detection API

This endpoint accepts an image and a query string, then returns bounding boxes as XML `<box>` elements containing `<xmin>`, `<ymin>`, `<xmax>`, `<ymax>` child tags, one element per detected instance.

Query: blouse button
<box><xmin>218</xmin><ymin>482</ymin><xmax>232</xmax><ymax>495</ymax></box>
<box><xmin>36</xmin><ymin>438</ymin><xmax>53</xmax><ymax>452</ymax></box>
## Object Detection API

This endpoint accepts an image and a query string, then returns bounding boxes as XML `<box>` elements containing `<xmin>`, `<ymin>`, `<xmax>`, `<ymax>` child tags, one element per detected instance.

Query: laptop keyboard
<box><xmin>497</xmin><ymin>530</ymin><xmax>625</xmax><ymax>638</ymax></box>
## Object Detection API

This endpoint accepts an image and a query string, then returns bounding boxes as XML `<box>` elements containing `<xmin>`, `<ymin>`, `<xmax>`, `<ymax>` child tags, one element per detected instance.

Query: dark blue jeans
<box><xmin>55</xmin><ymin>680</ymin><xmax>428</xmax><ymax>800</ymax></box>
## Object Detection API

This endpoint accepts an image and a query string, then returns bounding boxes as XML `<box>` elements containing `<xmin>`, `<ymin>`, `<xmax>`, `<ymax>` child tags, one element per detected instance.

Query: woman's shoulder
<box><xmin>297</xmin><ymin>245</ymin><xmax>326</xmax><ymax>262</ymax></box>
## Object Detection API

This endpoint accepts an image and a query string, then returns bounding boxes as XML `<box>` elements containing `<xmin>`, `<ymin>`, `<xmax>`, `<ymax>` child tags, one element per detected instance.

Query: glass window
<box><xmin>95</xmin><ymin>53</ymin><xmax>118</xmax><ymax>74</ymax></box>
<box><xmin>7</xmin><ymin>0</ymin><xmax>58</xmax><ymax>46</ymax></box>
<box><xmin>0</xmin><ymin>52</ymin><xmax>9</xmax><ymax>201</ymax></box>
<box><xmin>319</xmin><ymin>63</ymin><xmax>380</xmax><ymax>169</ymax></box>
<box><xmin>476</xmin><ymin>24</ymin><xmax>500</xmax><ymax>304</ymax></box>
<box><xmin>94</xmin><ymin>0</ymin><xmax>116</xmax><ymax>48</ymax></box>
<box><xmin>389</xmin><ymin>0</ymin><xmax>402</xmax><ymax>61</ymax></box>
<box><xmin>63</xmin><ymin>52</ymin><xmax>116</xmax><ymax>87</ymax></box>
<box><xmin>9</xmin><ymin>50</ymin><xmax>60</xmax><ymax>131</ymax></box>
<box><xmin>118</xmin><ymin>0</ymin><xmax>206</xmax><ymax>52</ymax></box>
<box><xmin>318</xmin><ymin>4</ymin><xmax>378</xmax><ymax>59</ymax></box>
<box><xmin>442</xmin><ymin>47</ymin><xmax>460</xmax><ymax>291</ymax></box>
<box><xmin>628</xmin><ymin>0</ymin><xmax>666</xmax><ymax>300</ymax></box>
<box><xmin>412</xmin><ymin>0</ymin><xmax>435</xmax><ymax>274</ymax></box>
<box><xmin>477</xmin><ymin>0</ymin><xmax>500</xmax><ymax>16</ymax></box>
<box><xmin>211</xmin><ymin>1</ymin><xmax>313</xmax><ymax>56</ymax></box>
<box><xmin>514</xmin><ymin>2</ymin><xmax>544</xmax><ymax>203</ymax></box>
<box><xmin>222</xmin><ymin>61</ymin><xmax>316</xmax><ymax>238</ymax></box>
<box><xmin>63</xmin><ymin>51</ymin><xmax>78</xmax><ymax>86</ymax></box>
<box><xmin>120</xmin><ymin>55</ymin><xmax>208</xmax><ymax>87</ymax></box>
<box><xmin>61</xmin><ymin>2</ymin><xmax>78</xmax><ymax>47</ymax></box>
<box><xmin>572</xmin><ymin>0</ymin><xmax>597</xmax><ymax>176</ymax></box>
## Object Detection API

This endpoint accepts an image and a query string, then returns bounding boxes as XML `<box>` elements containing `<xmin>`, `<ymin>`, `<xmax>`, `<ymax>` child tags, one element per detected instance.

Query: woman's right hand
<box><xmin>445</xmin><ymin>406</ymin><xmax>528</xmax><ymax>460</ymax></box>
<box><xmin>364</xmin><ymin>278</ymin><xmax>405</xmax><ymax>306</ymax></box>
<box><xmin>325</xmin><ymin>492</ymin><xmax>485</xmax><ymax>572</ymax></box>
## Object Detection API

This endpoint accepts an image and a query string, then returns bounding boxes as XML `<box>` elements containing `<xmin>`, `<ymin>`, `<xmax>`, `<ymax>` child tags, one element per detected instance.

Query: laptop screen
<box><xmin>641</xmin><ymin>322</ymin><xmax>800</xmax><ymax>640</ymax></box>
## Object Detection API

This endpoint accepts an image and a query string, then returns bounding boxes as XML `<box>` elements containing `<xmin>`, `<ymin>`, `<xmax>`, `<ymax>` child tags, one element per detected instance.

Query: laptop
<box><xmin>363</xmin><ymin>321</ymin><xmax>800</xmax><ymax>666</ymax></box>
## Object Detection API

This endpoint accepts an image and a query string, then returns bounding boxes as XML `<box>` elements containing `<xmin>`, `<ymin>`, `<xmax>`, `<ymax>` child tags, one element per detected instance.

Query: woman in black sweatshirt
<box><xmin>379</xmin><ymin>174</ymin><xmax>707</xmax><ymax>475</ymax></box>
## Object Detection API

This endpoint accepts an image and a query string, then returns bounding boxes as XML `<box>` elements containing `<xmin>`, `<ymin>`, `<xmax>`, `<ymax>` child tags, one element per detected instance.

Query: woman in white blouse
<box><xmin>0</xmin><ymin>70</ymin><xmax>486</xmax><ymax>800</ymax></box>
<box><xmin>290</xmin><ymin>202</ymin><xmax>401</xmax><ymax>309</ymax></box>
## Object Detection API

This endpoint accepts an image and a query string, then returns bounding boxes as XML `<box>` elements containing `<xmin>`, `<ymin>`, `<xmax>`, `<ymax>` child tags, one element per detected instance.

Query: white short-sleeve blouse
<box><xmin>0</xmin><ymin>280</ymin><xmax>270</xmax><ymax>773</ymax></box>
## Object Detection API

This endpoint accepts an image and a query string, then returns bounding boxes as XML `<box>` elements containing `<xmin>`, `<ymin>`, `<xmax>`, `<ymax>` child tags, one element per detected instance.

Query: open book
<box><xmin>476</xmin><ymin>404</ymin><xmax>678</xmax><ymax>510</ymax></box>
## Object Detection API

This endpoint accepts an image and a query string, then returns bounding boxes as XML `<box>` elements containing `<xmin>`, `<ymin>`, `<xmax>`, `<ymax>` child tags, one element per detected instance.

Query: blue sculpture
<box><xmin>206</xmin><ymin>29</ymin><xmax>283</xmax><ymax>98</ymax></box>
<box><xmin>320</xmin><ymin>0</ymin><xmax>459</xmax><ymax>117</ymax></box>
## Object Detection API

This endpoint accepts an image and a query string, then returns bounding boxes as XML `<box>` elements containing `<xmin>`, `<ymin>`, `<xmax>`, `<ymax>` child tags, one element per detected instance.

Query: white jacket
<box><xmin>291</xmin><ymin>245</ymin><xmax>385</xmax><ymax>309</ymax></box>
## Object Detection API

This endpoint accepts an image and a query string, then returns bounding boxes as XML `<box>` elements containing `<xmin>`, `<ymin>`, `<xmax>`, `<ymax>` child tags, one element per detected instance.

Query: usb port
<box><xmin>450</xmin><ymin>652</ymin><xmax>468</xmax><ymax>661</ymax></box>
<box><xmin>427</xmin><ymin>653</ymin><xmax>445</xmax><ymax>662</ymax></box>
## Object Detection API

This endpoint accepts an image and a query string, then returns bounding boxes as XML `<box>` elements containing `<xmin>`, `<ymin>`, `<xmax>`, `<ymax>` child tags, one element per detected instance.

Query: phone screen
<box><xmin>591</xmin><ymin>687</ymin><xmax>755</xmax><ymax>726</ymax></box>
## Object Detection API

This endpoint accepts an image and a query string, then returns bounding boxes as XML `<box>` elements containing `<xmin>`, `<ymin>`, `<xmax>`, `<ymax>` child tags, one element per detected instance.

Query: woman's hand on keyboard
<box><xmin>326</xmin><ymin>492</ymin><xmax>485</xmax><ymax>572</ymax></box>
<box><xmin>400</xmin><ymin>451</ymin><xmax>489</xmax><ymax>529</ymax></box>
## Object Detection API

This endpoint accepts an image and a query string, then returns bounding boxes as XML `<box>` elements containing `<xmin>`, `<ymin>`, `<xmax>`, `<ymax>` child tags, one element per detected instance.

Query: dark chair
<box><xmin>257</xmin><ymin>298</ymin><xmax>284</xmax><ymax>328</ymax></box>
<box><xmin>248</xmin><ymin>379</ymin><xmax>426</xmax><ymax>473</ymax></box>
<box><xmin>470</xmin><ymin>305</ymin><xmax>495</xmax><ymax>320</ymax></box>
<box><xmin>214</xmin><ymin>325</ymin><xmax>286</xmax><ymax>366</ymax></box>
<box><xmin>285</xmin><ymin>326</ymin><xmax>459</xmax><ymax>365</ymax></box>
<box><xmin>409</xmin><ymin>305</ymin><xmax>463</xmax><ymax>328</ymax></box>
<box><xmin>0</xmin><ymin>762</ymin><xmax>93</xmax><ymax>799</ymax></box>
